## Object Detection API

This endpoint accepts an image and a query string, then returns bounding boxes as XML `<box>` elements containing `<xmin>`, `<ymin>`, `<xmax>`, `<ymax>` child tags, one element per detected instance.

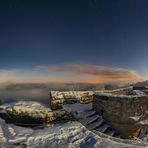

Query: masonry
<box><xmin>93</xmin><ymin>88</ymin><xmax>148</xmax><ymax>138</ymax></box>
<box><xmin>49</xmin><ymin>91</ymin><xmax>94</xmax><ymax>110</ymax></box>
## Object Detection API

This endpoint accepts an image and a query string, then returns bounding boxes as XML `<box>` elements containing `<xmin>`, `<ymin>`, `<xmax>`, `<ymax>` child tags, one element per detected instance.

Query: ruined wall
<box><xmin>0</xmin><ymin>107</ymin><xmax>74</xmax><ymax>125</ymax></box>
<box><xmin>95</xmin><ymin>87</ymin><xmax>133</xmax><ymax>95</ymax></box>
<box><xmin>93</xmin><ymin>90</ymin><xmax>148</xmax><ymax>138</ymax></box>
<box><xmin>49</xmin><ymin>87</ymin><xmax>133</xmax><ymax>110</ymax></box>
<box><xmin>49</xmin><ymin>91</ymin><xmax>94</xmax><ymax>110</ymax></box>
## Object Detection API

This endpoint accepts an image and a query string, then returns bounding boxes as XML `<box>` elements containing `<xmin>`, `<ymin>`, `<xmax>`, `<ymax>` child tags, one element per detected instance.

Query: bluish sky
<box><xmin>0</xmin><ymin>0</ymin><xmax>148</xmax><ymax>83</ymax></box>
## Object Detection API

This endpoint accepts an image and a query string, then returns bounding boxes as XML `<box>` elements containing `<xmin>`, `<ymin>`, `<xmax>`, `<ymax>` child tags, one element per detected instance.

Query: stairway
<box><xmin>79</xmin><ymin>109</ymin><xmax>120</xmax><ymax>138</ymax></box>
<box><xmin>0</xmin><ymin>118</ymin><xmax>16</xmax><ymax>143</ymax></box>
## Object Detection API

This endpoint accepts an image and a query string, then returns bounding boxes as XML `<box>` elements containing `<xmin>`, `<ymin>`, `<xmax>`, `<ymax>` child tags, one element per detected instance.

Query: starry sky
<box><xmin>0</xmin><ymin>0</ymin><xmax>148</xmax><ymax>84</ymax></box>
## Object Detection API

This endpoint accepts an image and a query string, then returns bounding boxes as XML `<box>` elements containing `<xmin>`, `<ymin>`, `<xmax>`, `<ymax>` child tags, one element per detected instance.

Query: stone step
<box><xmin>114</xmin><ymin>134</ymin><xmax>120</xmax><ymax>138</ymax></box>
<box><xmin>95</xmin><ymin>123</ymin><xmax>110</xmax><ymax>133</ymax></box>
<box><xmin>0</xmin><ymin>124</ymin><xmax>7</xmax><ymax>143</ymax></box>
<box><xmin>80</xmin><ymin>109</ymin><xmax>121</xmax><ymax>138</ymax></box>
<box><xmin>81</xmin><ymin>115</ymin><xmax>100</xmax><ymax>125</ymax></box>
<box><xmin>105</xmin><ymin>130</ymin><xmax>115</xmax><ymax>136</ymax></box>
<box><xmin>113</xmin><ymin>132</ymin><xmax>121</xmax><ymax>138</ymax></box>
<box><xmin>84</xmin><ymin>108</ymin><xmax>93</xmax><ymax>112</ymax></box>
<box><xmin>1</xmin><ymin>123</ymin><xmax>14</xmax><ymax>141</ymax></box>
<box><xmin>8</xmin><ymin>125</ymin><xmax>16</xmax><ymax>137</ymax></box>
<box><xmin>86</xmin><ymin>117</ymin><xmax>104</xmax><ymax>130</ymax></box>
<box><xmin>84</xmin><ymin>111</ymin><xmax>96</xmax><ymax>118</ymax></box>
<box><xmin>0</xmin><ymin>124</ymin><xmax>4</xmax><ymax>138</ymax></box>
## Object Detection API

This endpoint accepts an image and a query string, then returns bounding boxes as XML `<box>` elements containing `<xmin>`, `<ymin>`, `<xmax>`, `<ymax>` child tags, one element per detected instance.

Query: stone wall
<box><xmin>49</xmin><ymin>91</ymin><xmax>94</xmax><ymax>110</ymax></box>
<box><xmin>95</xmin><ymin>87</ymin><xmax>133</xmax><ymax>95</ymax></box>
<box><xmin>0</xmin><ymin>107</ymin><xmax>74</xmax><ymax>125</ymax></box>
<box><xmin>49</xmin><ymin>87</ymin><xmax>133</xmax><ymax>110</ymax></box>
<box><xmin>93</xmin><ymin>90</ymin><xmax>148</xmax><ymax>138</ymax></box>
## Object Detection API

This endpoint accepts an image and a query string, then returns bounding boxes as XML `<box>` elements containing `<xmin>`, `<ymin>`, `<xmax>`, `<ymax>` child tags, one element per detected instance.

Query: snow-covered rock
<box><xmin>0</xmin><ymin>101</ymin><xmax>147</xmax><ymax>148</ymax></box>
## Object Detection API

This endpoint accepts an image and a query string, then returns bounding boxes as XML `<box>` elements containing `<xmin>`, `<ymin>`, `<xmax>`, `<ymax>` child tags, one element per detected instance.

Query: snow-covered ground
<box><xmin>0</xmin><ymin>101</ymin><xmax>52</xmax><ymax>122</ymax></box>
<box><xmin>63</xmin><ymin>103</ymin><xmax>93</xmax><ymax>119</ymax></box>
<box><xmin>0</xmin><ymin>118</ymin><xmax>147</xmax><ymax>148</ymax></box>
<box><xmin>0</xmin><ymin>101</ymin><xmax>148</xmax><ymax>148</ymax></box>
<box><xmin>0</xmin><ymin>101</ymin><xmax>51</xmax><ymax>112</ymax></box>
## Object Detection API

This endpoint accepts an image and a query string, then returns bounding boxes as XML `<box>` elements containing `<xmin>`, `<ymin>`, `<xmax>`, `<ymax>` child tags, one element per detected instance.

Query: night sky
<box><xmin>0</xmin><ymin>0</ymin><xmax>148</xmax><ymax>83</ymax></box>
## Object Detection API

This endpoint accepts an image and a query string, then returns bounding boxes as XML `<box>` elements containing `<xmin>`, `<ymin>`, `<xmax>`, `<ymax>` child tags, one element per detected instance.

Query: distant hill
<box><xmin>132</xmin><ymin>80</ymin><xmax>148</xmax><ymax>87</ymax></box>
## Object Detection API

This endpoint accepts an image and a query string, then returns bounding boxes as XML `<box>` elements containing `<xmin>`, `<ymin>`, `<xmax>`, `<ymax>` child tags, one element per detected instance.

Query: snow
<box><xmin>0</xmin><ymin>119</ymin><xmax>147</xmax><ymax>148</ymax></box>
<box><xmin>0</xmin><ymin>101</ymin><xmax>148</xmax><ymax>147</ymax></box>
<box><xmin>0</xmin><ymin>101</ymin><xmax>52</xmax><ymax>121</ymax></box>
<box><xmin>0</xmin><ymin>101</ymin><xmax>51</xmax><ymax>111</ymax></box>
<box><xmin>94</xmin><ymin>87</ymin><xmax>147</xmax><ymax>98</ymax></box>
<box><xmin>95</xmin><ymin>90</ymin><xmax>146</xmax><ymax>99</ymax></box>
<box><xmin>50</xmin><ymin>91</ymin><xmax>94</xmax><ymax>101</ymax></box>
<box><xmin>63</xmin><ymin>103</ymin><xmax>93</xmax><ymax>120</ymax></box>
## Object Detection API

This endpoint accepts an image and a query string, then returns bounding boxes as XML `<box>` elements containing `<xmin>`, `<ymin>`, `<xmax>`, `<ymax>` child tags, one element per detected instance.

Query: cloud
<box><xmin>0</xmin><ymin>70</ymin><xmax>16</xmax><ymax>76</ymax></box>
<box><xmin>0</xmin><ymin>69</ymin><xmax>17</xmax><ymax>83</ymax></box>
<box><xmin>36</xmin><ymin>64</ymin><xmax>143</xmax><ymax>83</ymax></box>
<box><xmin>0</xmin><ymin>65</ymin><xmax>143</xmax><ymax>84</ymax></box>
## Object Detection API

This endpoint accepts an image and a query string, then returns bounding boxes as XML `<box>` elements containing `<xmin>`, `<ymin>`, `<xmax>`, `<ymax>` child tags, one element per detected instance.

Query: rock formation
<box><xmin>49</xmin><ymin>91</ymin><xmax>94</xmax><ymax>110</ymax></box>
<box><xmin>93</xmin><ymin>88</ymin><xmax>148</xmax><ymax>138</ymax></box>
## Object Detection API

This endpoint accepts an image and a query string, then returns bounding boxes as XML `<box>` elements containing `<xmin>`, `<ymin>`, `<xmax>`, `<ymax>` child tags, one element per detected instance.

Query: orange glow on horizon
<box><xmin>0</xmin><ymin>75</ymin><xmax>143</xmax><ymax>84</ymax></box>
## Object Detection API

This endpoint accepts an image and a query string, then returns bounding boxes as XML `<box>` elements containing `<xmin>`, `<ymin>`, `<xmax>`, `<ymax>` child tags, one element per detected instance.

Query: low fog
<box><xmin>0</xmin><ymin>82</ymin><xmax>127</xmax><ymax>104</ymax></box>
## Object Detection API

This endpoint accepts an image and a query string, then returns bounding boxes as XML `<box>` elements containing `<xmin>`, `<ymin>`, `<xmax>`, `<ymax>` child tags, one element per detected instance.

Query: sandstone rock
<box><xmin>93</xmin><ymin>89</ymin><xmax>148</xmax><ymax>138</ymax></box>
